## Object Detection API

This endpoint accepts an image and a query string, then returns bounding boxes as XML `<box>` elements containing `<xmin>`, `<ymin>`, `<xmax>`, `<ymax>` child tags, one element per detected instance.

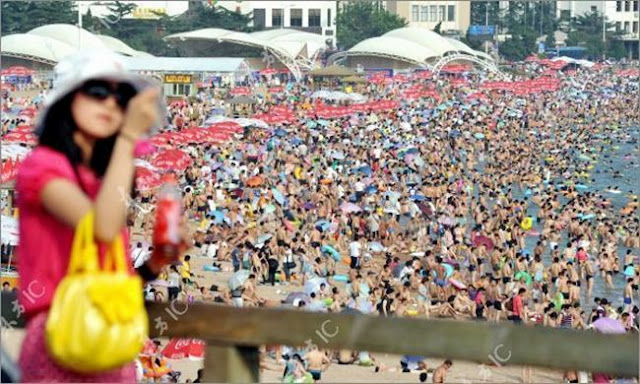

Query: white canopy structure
<box><xmin>164</xmin><ymin>28</ymin><xmax>332</xmax><ymax>81</ymax></box>
<box><xmin>330</xmin><ymin>27</ymin><xmax>500</xmax><ymax>76</ymax></box>
<box><xmin>1</xmin><ymin>24</ymin><xmax>152</xmax><ymax>66</ymax></box>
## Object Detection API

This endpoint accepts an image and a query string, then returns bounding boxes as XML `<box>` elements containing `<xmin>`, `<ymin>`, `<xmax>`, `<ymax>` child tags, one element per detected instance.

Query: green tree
<box><xmin>566</xmin><ymin>10</ymin><xmax>621</xmax><ymax>59</ymax></box>
<box><xmin>336</xmin><ymin>1</ymin><xmax>406</xmax><ymax>50</ymax></box>
<box><xmin>460</xmin><ymin>30</ymin><xmax>483</xmax><ymax>50</ymax></box>
<box><xmin>433</xmin><ymin>21</ymin><xmax>442</xmax><ymax>35</ymax></box>
<box><xmin>1</xmin><ymin>1</ymin><xmax>76</xmax><ymax>35</ymax></box>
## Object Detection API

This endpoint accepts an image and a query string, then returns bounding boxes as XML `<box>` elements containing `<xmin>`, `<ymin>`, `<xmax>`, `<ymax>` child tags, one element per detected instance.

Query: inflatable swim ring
<box><xmin>521</xmin><ymin>217</ymin><xmax>533</xmax><ymax>231</ymax></box>
<box><xmin>203</xmin><ymin>265</ymin><xmax>220</xmax><ymax>272</ymax></box>
<box><xmin>623</xmin><ymin>265</ymin><xmax>635</xmax><ymax>277</ymax></box>
<box><xmin>333</xmin><ymin>275</ymin><xmax>349</xmax><ymax>283</ymax></box>
<box><xmin>449</xmin><ymin>278</ymin><xmax>466</xmax><ymax>289</ymax></box>
<box><xmin>606</xmin><ymin>189</ymin><xmax>622</xmax><ymax>194</ymax></box>
<box><xmin>578</xmin><ymin>213</ymin><xmax>596</xmax><ymax>220</ymax></box>
<box><xmin>575</xmin><ymin>184</ymin><xmax>588</xmax><ymax>190</ymax></box>
<box><xmin>321</xmin><ymin>245</ymin><xmax>341</xmax><ymax>261</ymax></box>
<box><xmin>515</xmin><ymin>271</ymin><xmax>532</xmax><ymax>285</ymax></box>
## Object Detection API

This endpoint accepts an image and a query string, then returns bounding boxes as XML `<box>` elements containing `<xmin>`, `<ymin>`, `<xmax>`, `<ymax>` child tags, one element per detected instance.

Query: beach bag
<box><xmin>505</xmin><ymin>297</ymin><xmax>514</xmax><ymax>312</ymax></box>
<box><xmin>46</xmin><ymin>211</ymin><xmax>148</xmax><ymax>373</ymax></box>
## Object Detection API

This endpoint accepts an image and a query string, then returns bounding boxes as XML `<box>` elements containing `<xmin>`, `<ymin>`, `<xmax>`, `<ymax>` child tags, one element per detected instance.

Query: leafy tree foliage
<box><xmin>1</xmin><ymin>1</ymin><xmax>76</xmax><ymax>34</ymax></box>
<box><xmin>336</xmin><ymin>1</ymin><xmax>406</xmax><ymax>50</ymax></box>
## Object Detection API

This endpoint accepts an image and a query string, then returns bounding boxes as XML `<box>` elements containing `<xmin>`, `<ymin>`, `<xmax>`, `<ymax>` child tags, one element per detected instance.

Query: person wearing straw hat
<box><xmin>15</xmin><ymin>50</ymin><xmax>186</xmax><ymax>382</ymax></box>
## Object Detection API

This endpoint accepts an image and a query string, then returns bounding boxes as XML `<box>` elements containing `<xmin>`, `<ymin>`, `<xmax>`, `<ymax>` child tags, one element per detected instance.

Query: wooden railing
<box><xmin>146</xmin><ymin>302</ymin><xmax>639</xmax><ymax>383</ymax></box>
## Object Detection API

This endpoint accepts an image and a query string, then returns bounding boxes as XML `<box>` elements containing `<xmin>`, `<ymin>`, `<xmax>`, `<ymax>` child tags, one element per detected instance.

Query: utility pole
<box><xmin>540</xmin><ymin>1</ymin><xmax>543</xmax><ymax>37</ymax></box>
<box><xmin>602</xmin><ymin>0</ymin><xmax>606</xmax><ymax>60</ymax></box>
<box><xmin>485</xmin><ymin>1</ymin><xmax>489</xmax><ymax>53</ymax></box>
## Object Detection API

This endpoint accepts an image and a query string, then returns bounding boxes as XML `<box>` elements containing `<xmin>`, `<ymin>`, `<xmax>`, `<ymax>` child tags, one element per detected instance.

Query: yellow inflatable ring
<box><xmin>521</xmin><ymin>217</ymin><xmax>533</xmax><ymax>231</ymax></box>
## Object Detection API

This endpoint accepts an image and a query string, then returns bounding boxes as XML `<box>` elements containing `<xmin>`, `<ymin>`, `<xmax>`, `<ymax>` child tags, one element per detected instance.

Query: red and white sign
<box><xmin>161</xmin><ymin>338</ymin><xmax>205</xmax><ymax>360</ymax></box>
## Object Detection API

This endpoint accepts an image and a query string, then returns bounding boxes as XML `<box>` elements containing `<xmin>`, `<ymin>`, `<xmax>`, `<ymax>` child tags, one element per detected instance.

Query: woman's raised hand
<box><xmin>121</xmin><ymin>87</ymin><xmax>160</xmax><ymax>140</ymax></box>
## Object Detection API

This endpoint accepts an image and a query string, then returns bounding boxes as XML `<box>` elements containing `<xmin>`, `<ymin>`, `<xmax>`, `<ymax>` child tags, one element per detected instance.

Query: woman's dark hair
<box><xmin>38</xmin><ymin>91</ymin><xmax>132</xmax><ymax>195</ymax></box>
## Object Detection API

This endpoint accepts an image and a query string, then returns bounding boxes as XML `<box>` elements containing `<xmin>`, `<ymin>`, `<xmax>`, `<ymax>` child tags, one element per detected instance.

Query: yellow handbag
<box><xmin>46</xmin><ymin>211</ymin><xmax>148</xmax><ymax>373</ymax></box>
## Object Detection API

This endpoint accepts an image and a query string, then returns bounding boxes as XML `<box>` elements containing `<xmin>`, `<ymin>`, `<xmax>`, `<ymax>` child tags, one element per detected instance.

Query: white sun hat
<box><xmin>35</xmin><ymin>49</ymin><xmax>161</xmax><ymax>136</ymax></box>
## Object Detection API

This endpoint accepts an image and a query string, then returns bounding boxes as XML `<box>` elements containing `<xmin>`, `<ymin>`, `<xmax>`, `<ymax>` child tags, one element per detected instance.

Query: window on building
<box><xmin>308</xmin><ymin>8</ymin><xmax>321</xmax><ymax>27</ymax></box>
<box><xmin>634</xmin><ymin>0</ymin><xmax>638</xmax><ymax>11</ymax></box>
<box><xmin>272</xmin><ymin>8</ymin><xmax>283</xmax><ymax>26</ymax></box>
<box><xmin>173</xmin><ymin>84</ymin><xmax>190</xmax><ymax>96</ymax></box>
<box><xmin>327</xmin><ymin>8</ymin><xmax>332</xmax><ymax>26</ymax></box>
<box><xmin>616</xmin><ymin>21</ymin><xmax>622</xmax><ymax>31</ymax></box>
<box><xmin>253</xmin><ymin>8</ymin><xmax>266</xmax><ymax>29</ymax></box>
<box><xmin>633</xmin><ymin>21</ymin><xmax>639</xmax><ymax>33</ymax></box>
<box><xmin>560</xmin><ymin>9</ymin><xmax>571</xmax><ymax>20</ymax></box>
<box><xmin>290</xmin><ymin>8</ymin><xmax>302</xmax><ymax>27</ymax></box>
<box><xmin>438</xmin><ymin>5</ymin><xmax>446</xmax><ymax>21</ymax></box>
<box><xmin>624</xmin><ymin>21</ymin><xmax>630</xmax><ymax>32</ymax></box>
<box><xmin>625</xmin><ymin>1</ymin><xmax>630</xmax><ymax>11</ymax></box>
<box><xmin>421</xmin><ymin>5</ymin><xmax>428</xmax><ymax>21</ymax></box>
<box><xmin>616</xmin><ymin>1</ymin><xmax>622</xmax><ymax>11</ymax></box>
<box><xmin>430</xmin><ymin>5</ymin><xmax>437</xmax><ymax>21</ymax></box>
<box><xmin>447</xmin><ymin>5</ymin><xmax>455</xmax><ymax>21</ymax></box>
<box><xmin>591</xmin><ymin>5</ymin><xmax>597</xmax><ymax>12</ymax></box>
<box><xmin>412</xmin><ymin>5</ymin><xmax>419</xmax><ymax>21</ymax></box>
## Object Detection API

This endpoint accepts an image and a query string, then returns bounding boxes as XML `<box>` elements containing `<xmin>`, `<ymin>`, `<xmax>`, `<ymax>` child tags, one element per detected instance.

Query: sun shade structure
<box><xmin>1</xmin><ymin>24</ymin><xmax>152</xmax><ymax>66</ymax></box>
<box><xmin>330</xmin><ymin>27</ymin><xmax>500</xmax><ymax>76</ymax></box>
<box><xmin>164</xmin><ymin>28</ymin><xmax>332</xmax><ymax>81</ymax></box>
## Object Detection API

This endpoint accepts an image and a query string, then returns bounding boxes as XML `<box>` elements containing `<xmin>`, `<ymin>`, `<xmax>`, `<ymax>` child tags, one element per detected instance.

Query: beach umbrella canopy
<box><xmin>263</xmin><ymin>204</ymin><xmax>277</xmax><ymax>214</ymax></box>
<box><xmin>162</xmin><ymin>338</ymin><xmax>205</xmax><ymax>360</ymax></box>
<box><xmin>246</xmin><ymin>175</ymin><xmax>264</xmax><ymax>187</ymax></box>
<box><xmin>315</xmin><ymin>219</ymin><xmax>332</xmax><ymax>232</ymax></box>
<box><xmin>152</xmin><ymin>150</ymin><xmax>193</xmax><ymax>171</ymax></box>
<box><xmin>369</xmin><ymin>242</ymin><xmax>386</xmax><ymax>253</ymax></box>
<box><xmin>255</xmin><ymin>233</ymin><xmax>273</xmax><ymax>246</ymax></box>
<box><xmin>473</xmin><ymin>235</ymin><xmax>494</xmax><ymax>250</ymax></box>
<box><xmin>228</xmin><ymin>270</ymin><xmax>250</xmax><ymax>291</ymax></box>
<box><xmin>304</xmin><ymin>277</ymin><xmax>328</xmax><ymax>295</ymax></box>
<box><xmin>271</xmin><ymin>188</ymin><xmax>287</xmax><ymax>206</ymax></box>
<box><xmin>439</xmin><ymin>216</ymin><xmax>454</xmax><ymax>226</ymax></box>
<box><xmin>340</xmin><ymin>202</ymin><xmax>362</xmax><ymax>214</ymax></box>
<box><xmin>135</xmin><ymin>167</ymin><xmax>162</xmax><ymax>191</ymax></box>
<box><xmin>416</xmin><ymin>202</ymin><xmax>433</xmax><ymax>217</ymax></box>
<box><xmin>355</xmin><ymin>165</ymin><xmax>372</xmax><ymax>176</ymax></box>
<box><xmin>284</xmin><ymin>292</ymin><xmax>311</xmax><ymax>306</ymax></box>
<box><xmin>592</xmin><ymin>317</ymin><xmax>626</xmax><ymax>334</ymax></box>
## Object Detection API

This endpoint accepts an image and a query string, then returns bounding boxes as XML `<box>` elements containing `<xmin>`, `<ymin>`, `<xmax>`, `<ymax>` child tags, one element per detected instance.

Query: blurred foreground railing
<box><xmin>145</xmin><ymin>302</ymin><xmax>639</xmax><ymax>383</ymax></box>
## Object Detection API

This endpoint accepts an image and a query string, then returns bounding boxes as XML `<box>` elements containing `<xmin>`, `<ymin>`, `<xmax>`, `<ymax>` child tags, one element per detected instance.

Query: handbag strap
<box><xmin>67</xmin><ymin>211</ymin><xmax>127</xmax><ymax>274</ymax></box>
<box><xmin>103</xmin><ymin>235</ymin><xmax>127</xmax><ymax>273</ymax></box>
<box><xmin>67</xmin><ymin>211</ymin><xmax>99</xmax><ymax>274</ymax></box>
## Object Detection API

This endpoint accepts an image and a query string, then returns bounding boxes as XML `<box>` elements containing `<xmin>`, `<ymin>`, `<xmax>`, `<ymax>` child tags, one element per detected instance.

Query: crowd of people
<box><xmin>2</xmin><ymin>57</ymin><xmax>639</xmax><ymax>382</ymax></box>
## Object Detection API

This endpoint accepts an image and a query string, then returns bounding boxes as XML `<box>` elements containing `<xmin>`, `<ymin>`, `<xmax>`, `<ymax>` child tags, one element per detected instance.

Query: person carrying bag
<box><xmin>16</xmin><ymin>50</ymin><xmax>186</xmax><ymax>382</ymax></box>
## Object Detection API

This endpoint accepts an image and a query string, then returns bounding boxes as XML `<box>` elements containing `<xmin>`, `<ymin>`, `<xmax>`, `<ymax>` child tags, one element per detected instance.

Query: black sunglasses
<box><xmin>80</xmin><ymin>80</ymin><xmax>137</xmax><ymax>109</ymax></box>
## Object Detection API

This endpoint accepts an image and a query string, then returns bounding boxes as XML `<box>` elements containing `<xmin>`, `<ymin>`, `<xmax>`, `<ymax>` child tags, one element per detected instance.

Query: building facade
<box><xmin>499</xmin><ymin>0</ymin><xmax>638</xmax><ymax>58</ymax></box>
<box><xmin>556</xmin><ymin>0</ymin><xmax>639</xmax><ymax>58</ymax></box>
<box><xmin>386</xmin><ymin>1</ymin><xmax>471</xmax><ymax>36</ymax></box>
<box><xmin>216</xmin><ymin>1</ymin><xmax>337</xmax><ymax>34</ymax></box>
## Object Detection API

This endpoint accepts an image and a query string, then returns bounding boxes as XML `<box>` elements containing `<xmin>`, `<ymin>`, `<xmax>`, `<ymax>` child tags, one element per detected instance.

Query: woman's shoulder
<box><xmin>19</xmin><ymin>146</ymin><xmax>70</xmax><ymax>173</ymax></box>
<box><xmin>16</xmin><ymin>147</ymin><xmax>75</xmax><ymax>205</ymax></box>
